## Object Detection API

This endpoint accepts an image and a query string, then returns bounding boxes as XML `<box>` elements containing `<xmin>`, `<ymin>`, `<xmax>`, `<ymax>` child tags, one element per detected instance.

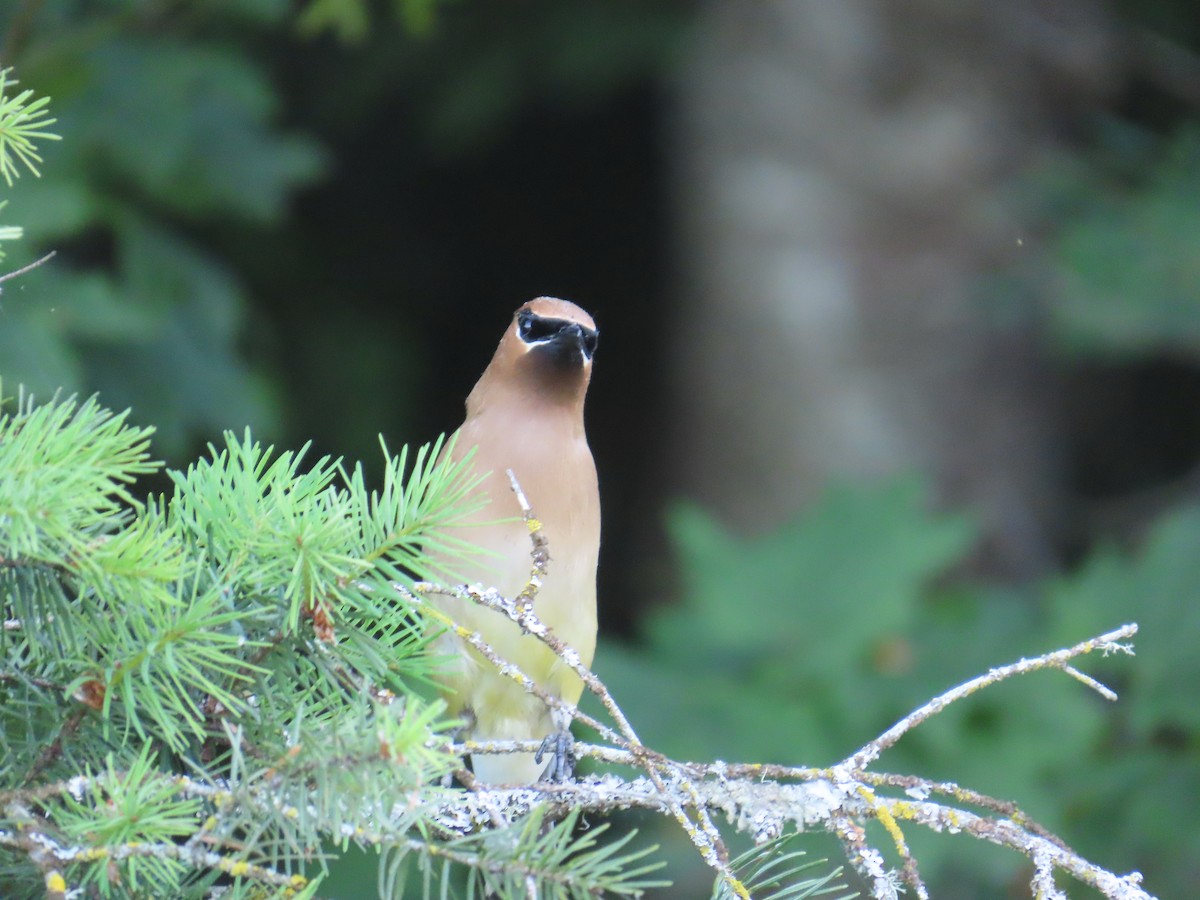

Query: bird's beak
<box><xmin>556</xmin><ymin>323</ymin><xmax>598</xmax><ymax>363</ymax></box>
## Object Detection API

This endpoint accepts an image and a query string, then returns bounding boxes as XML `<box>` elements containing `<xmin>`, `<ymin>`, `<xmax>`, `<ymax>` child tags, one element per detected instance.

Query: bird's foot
<box><xmin>535</xmin><ymin>731</ymin><xmax>576</xmax><ymax>782</ymax></box>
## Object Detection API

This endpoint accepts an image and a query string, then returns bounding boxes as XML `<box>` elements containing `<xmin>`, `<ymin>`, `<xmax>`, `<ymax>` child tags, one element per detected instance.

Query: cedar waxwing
<box><xmin>432</xmin><ymin>297</ymin><xmax>600</xmax><ymax>784</ymax></box>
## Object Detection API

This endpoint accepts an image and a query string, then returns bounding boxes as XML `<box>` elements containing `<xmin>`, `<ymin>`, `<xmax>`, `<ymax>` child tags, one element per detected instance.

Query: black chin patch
<box><xmin>535</xmin><ymin>337</ymin><xmax>587</xmax><ymax>369</ymax></box>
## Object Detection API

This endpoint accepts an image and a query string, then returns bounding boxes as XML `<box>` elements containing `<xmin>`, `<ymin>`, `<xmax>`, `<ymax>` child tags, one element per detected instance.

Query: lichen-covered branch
<box><xmin>410</xmin><ymin>475</ymin><xmax>1155</xmax><ymax>900</ymax></box>
<box><xmin>418</xmin><ymin>761</ymin><xmax>1153</xmax><ymax>900</ymax></box>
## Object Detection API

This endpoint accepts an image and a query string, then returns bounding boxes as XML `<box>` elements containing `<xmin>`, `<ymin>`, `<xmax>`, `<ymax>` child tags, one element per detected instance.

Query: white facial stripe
<box><xmin>515</xmin><ymin>323</ymin><xmax>555</xmax><ymax>347</ymax></box>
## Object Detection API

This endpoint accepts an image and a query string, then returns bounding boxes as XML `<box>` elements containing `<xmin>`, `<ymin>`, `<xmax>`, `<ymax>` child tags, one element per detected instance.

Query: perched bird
<box><xmin>432</xmin><ymin>297</ymin><xmax>600</xmax><ymax>784</ymax></box>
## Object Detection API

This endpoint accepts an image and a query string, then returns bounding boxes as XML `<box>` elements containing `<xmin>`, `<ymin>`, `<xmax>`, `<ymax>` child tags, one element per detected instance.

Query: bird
<box><xmin>430</xmin><ymin>297</ymin><xmax>600</xmax><ymax>784</ymax></box>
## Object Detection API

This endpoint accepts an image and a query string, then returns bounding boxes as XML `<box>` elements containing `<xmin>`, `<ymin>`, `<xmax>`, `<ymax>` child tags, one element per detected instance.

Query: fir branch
<box><xmin>713</xmin><ymin>835</ymin><xmax>847</xmax><ymax>900</ymax></box>
<box><xmin>346</xmin><ymin>434</ymin><xmax>486</xmax><ymax>584</ymax></box>
<box><xmin>0</xmin><ymin>827</ymin><xmax>313</xmax><ymax>895</ymax></box>
<box><xmin>384</xmin><ymin>808</ymin><xmax>667</xmax><ymax>899</ymax></box>
<box><xmin>0</xmin><ymin>390</ymin><xmax>158</xmax><ymax>565</ymax></box>
<box><xmin>0</xmin><ymin>67</ymin><xmax>59</xmax><ymax>262</ymax></box>
<box><xmin>1</xmin><ymin>392</ymin><xmax>500</xmax><ymax>895</ymax></box>
<box><xmin>0</xmin><ymin>67</ymin><xmax>60</xmax><ymax>186</ymax></box>
<box><xmin>0</xmin><ymin>388</ymin><xmax>1159</xmax><ymax>898</ymax></box>
<box><xmin>74</xmin><ymin>576</ymin><xmax>272</xmax><ymax>754</ymax></box>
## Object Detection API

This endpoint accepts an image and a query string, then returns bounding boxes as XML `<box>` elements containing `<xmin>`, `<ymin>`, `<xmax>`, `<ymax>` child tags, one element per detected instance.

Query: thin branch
<box><xmin>844</xmin><ymin>623</ymin><xmax>1137</xmax><ymax>770</ymax></box>
<box><xmin>881</xmin><ymin>795</ymin><xmax>1150</xmax><ymax>900</ymax></box>
<box><xmin>854</xmin><ymin>782</ymin><xmax>928</xmax><ymax>899</ymax></box>
<box><xmin>420</xmin><ymin>598</ymin><xmax>1147</xmax><ymax>896</ymax></box>
<box><xmin>860</xmin><ymin>771</ymin><xmax>1071</xmax><ymax>851</ymax></box>
<box><xmin>5</xmin><ymin>690</ymin><xmax>1157</xmax><ymax>900</ymax></box>
<box><xmin>451</xmin><ymin>740</ymin><xmax>1077</xmax><ymax>863</ymax></box>
<box><xmin>411</xmin><ymin>583</ymin><xmax>624</xmax><ymax>747</ymax></box>
<box><xmin>0</xmin><ymin>249</ymin><xmax>55</xmax><ymax>287</ymax></box>
<box><xmin>1061</xmin><ymin>663</ymin><xmax>1119</xmax><ymax>701</ymax></box>
<box><xmin>0</xmin><ymin>827</ymin><xmax>309</xmax><ymax>892</ymax></box>
<box><xmin>830</xmin><ymin>808</ymin><xmax>897</xmax><ymax>900</ymax></box>
<box><xmin>526</xmin><ymin>473</ymin><xmax>744</xmax><ymax>892</ymax></box>
<box><xmin>500</xmin><ymin>469</ymin><xmax>652</xmax><ymax>749</ymax></box>
<box><xmin>450</xmin><ymin>761</ymin><xmax>511</xmax><ymax>832</ymax></box>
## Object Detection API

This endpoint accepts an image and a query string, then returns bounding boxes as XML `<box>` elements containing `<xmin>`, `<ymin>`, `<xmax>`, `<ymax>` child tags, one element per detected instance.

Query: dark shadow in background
<box><xmin>217</xmin><ymin>29</ymin><xmax>675</xmax><ymax>636</ymax></box>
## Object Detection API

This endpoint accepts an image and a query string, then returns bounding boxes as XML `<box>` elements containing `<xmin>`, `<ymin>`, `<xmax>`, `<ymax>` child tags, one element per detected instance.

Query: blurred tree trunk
<box><xmin>668</xmin><ymin>0</ymin><xmax>1116</xmax><ymax>576</ymax></box>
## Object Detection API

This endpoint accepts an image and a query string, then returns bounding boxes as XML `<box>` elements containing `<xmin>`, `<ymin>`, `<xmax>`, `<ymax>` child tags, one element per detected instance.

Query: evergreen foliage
<box><xmin>0</xmin><ymin>67</ymin><xmax>57</xmax><ymax>258</ymax></box>
<box><xmin>0</xmin><ymin>68</ymin><xmax>58</xmax><ymax>188</ymax></box>
<box><xmin>299</xmin><ymin>0</ymin><xmax>452</xmax><ymax>40</ymax></box>
<box><xmin>1022</xmin><ymin>123</ymin><xmax>1200</xmax><ymax>358</ymax></box>
<box><xmin>0</xmin><ymin>6</ymin><xmax>323</xmax><ymax>456</ymax></box>
<box><xmin>0</xmin><ymin>389</ymin><xmax>668</xmax><ymax>898</ymax></box>
<box><xmin>2</xmin><ymin>5</ymin><xmax>1197</xmax><ymax>895</ymax></box>
<box><xmin>710</xmin><ymin>837</ymin><xmax>846</xmax><ymax>900</ymax></box>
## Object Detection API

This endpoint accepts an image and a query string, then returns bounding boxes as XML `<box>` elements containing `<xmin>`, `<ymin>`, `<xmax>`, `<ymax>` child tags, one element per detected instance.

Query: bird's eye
<box><xmin>517</xmin><ymin>311</ymin><xmax>535</xmax><ymax>340</ymax></box>
<box><xmin>516</xmin><ymin>311</ymin><xmax>560</xmax><ymax>343</ymax></box>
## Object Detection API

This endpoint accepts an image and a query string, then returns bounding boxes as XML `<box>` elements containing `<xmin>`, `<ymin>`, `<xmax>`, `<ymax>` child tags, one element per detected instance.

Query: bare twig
<box><xmin>844</xmin><ymin>624</ymin><xmax>1136</xmax><ymax>770</ymax></box>
<box><xmin>412</xmin><ymin>583</ymin><xmax>625</xmax><ymax>747</ymax></box>
<box><xmin>0</xmin><ymin>250</ymin><xmax>55</xmax><ymax>288</ymax></box>
<box><xmin>1062</xmin><ymin>663</ymin><xmax>1119</xmax><ymax>701</ymax></box>
<box><xmin>499</xmin><ymin>470</ymin><xmax>655</xmax><ymax>749</ymax></box>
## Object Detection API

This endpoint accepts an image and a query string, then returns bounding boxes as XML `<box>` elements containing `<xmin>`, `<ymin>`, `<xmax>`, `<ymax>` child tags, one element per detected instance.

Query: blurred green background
<box><xmin>2</xmin><ymin>0</ymin><xmax>1199</xmax><ymax>895</ymax></box>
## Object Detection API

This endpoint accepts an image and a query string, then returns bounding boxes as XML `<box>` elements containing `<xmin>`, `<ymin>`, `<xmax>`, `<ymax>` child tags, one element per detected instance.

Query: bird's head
<box><xmin>512</xmin><ymin>297</ymin><xmax>598</xmax><ymax>370</ymax></box>
<box><xmin>470</xmin><ymin>297</ymin><xmax>598</xmax><ymax>412</ymax></box>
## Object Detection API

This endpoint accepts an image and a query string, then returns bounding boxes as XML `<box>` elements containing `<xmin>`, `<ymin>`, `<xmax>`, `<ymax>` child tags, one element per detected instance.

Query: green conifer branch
<box><xmin>380</xmin><ymin>808</ymin><xmax>667</xmax><ymax>898</ymax></box>
<box><xmin>0</xmin><ymin>68</ymin><xmax>59</xmax><ymax>261</ymax></box>
<box><xmin>0</xmin><ymin>68</ymin><xmax>59</xmax><ymax>187</ymax></box>
<box><xmin>0</xmin><ymin>388</ymin><xmax>543</xmax><ymax>896</ymax></box>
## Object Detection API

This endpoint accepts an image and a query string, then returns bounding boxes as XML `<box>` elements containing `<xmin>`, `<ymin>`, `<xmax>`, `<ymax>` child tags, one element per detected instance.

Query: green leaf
<box><xmin>1044</xmin><ymin>126</ymin><xmax>1200</xmax><ymax>358</ymax></box>
<box><xmin>1047</xmin><ymin>506</ymin><xmax>1200</xmax><ymax>732</ymax></box>
<box><xmin>74</xmin><ymin>39</ymin><xmax>323</xmax><ymax>221</ymax></box>
<box><xmin>597</xmin><ymin>478</ymin><xmax>975</xmax><ymax>763</ymax></box>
